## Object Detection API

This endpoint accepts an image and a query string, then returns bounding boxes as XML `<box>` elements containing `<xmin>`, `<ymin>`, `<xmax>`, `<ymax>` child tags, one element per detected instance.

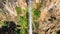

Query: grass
<box><xmin>17</xmin><ymin>15</ymin><xmax>28</xmax><ymax>34</ymax></box>
<box><xmin>15</xmin><ymin>6</ymin><xmax>28</xmax><ymax>34</ymax></box>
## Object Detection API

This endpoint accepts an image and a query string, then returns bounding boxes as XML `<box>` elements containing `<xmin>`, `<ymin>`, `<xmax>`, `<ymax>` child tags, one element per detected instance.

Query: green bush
<box><xmin>32</xmin><ymin>8</ymin><xmax>41</xmax><ymax>19</ymax></box>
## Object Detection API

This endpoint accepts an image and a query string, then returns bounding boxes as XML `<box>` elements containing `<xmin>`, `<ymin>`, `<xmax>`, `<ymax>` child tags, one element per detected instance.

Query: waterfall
<box><xmin>28</xmin><ymin>0</ymin><xmax>33</xmax><ymax>34</ymax></box>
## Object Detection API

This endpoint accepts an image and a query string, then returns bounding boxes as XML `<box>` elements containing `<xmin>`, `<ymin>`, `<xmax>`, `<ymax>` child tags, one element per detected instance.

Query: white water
<box><xmin>28</xmin><ymin>0</ymin><xmax>32</xmax><ymax>34</ymax></box>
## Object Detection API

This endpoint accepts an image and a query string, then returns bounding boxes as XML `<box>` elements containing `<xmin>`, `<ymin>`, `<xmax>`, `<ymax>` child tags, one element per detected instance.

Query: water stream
<box><xmin>28</xmin><ymin>0</ymin><xmax>32</xmax><ymax>34</ymax></box>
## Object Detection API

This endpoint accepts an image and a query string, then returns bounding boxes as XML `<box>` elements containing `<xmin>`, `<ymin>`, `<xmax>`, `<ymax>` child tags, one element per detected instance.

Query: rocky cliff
<box><xmin>0</xmin><ymin>0</ymin><xmax>60</xmax><ymax>34</ymax></box>
<box><xmin>39</xmin><ymin>0</ymin><xmax>60</xmax><ymax>34</ymax></box>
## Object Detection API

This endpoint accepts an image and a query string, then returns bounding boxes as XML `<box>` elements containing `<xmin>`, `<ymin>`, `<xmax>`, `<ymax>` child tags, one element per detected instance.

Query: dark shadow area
<box><xmin>33</xmin><ymin>32</ymin><xmax>38</xmax><ymax>34</ymax></box>
<box><xmin>48</xmin><ymin>16</ymin><xmax>56</xmax><ymax>21</ymax></box>
<box><xmin>57</xmin><ymin>30</ymin><xmax>60</xmax><ymax>34</ymax></box>
<box><xmin>0</xmin><ymin>21</ymin><xmax>20</xmax><ymax>34</ymax></box>
<box><xmin>26</xmin><ymin>0</ymin><xmax>29</xmax><ymax>5</ymax></box>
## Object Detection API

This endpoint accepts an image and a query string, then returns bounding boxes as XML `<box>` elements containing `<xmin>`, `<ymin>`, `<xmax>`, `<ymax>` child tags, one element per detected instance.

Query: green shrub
<box><xmin>32</xmin><ymin>8</ymin><xmax>41</xmax><ymax>19</ymax></box>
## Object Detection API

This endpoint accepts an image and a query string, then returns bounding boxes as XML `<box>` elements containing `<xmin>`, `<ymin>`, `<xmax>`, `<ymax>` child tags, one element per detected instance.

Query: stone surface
<box><xmin>39</xmin><ymin>0</ymin><xmax>60</xmax><ymax>34</ymax></box>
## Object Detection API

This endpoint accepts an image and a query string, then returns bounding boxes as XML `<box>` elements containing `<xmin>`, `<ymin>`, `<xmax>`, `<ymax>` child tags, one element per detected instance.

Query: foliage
<box><xmin>2</xmin><ymin>21</ymin><xmax>7</xmax><ymax>26</ymax></box>
<box><xmin>32</xmin><ymin>8</ymin><xmax>41</xmax><ymax>19</ymax></box>
<box><xmin>15</xmin><ymin>6</ymin><xmax>28</xmax><ymax>34</ymax></box>
<box><xmin>32</xmin><ymin>3</ymin><xmax>42</xmax><ymax>31</ymax></box>
<box><xmin>15</xmin><ymin>6</ymin><xmax>22</xmax><ymax>14</ymax></box>
<box><xmin>18</xmin><ymin>15</ymin><xmax>28</xmax><ymax>34</ymax></box>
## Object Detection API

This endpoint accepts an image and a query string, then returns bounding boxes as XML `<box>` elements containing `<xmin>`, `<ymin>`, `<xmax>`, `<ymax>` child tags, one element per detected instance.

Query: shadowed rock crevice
<box><xmin>39</xmin><ymin>0</ymin><xmax>60</xmax><ymax>34</ymax></box>
<box><xmin>57</xmin><ymin>30</ymin><xmax>60</xmax><ymax>34</ymax></box>
<box><xmin>0</xmin><ymin>21</ymin><xmax>20</xmax><ymax>34</ymax></box>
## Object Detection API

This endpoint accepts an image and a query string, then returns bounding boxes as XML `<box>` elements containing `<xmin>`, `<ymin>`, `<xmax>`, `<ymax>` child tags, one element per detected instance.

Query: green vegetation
<box><xmin>32</xmin><ymin>8</ymin><xmax>41</xmax><ymax>19</ymax></box>
<box><xmin>15</xmin><ymin>6</ymin><xmax>28</xmax><ymax>34</ymax></box>
<box><xmin>32</xmin><ymin>8</ymin><xmax>41</xmax><ymax>31</ymax></box>
<box><xmin>32</xmin><ymin>3</ymin><xmax>42</xmax><ymax>31</ymax></box>
<box><xmin>2</xmin><ymin>21</ymin><xmax>7</xmax><ymax>26</ymax></box>
<box><xmin>15</xmin><ymin>6</ymin><xmax>22</xmax><ymax>14</ymax></box>
<box><xmin>18</xmin><ymin>16</ymin><xmax>28</xmax><ymax>34</ymax></box>
<box><xmin>33</xmin><ymin>3</ymin><xmax>42</xmax><ymax>19</ymax></box>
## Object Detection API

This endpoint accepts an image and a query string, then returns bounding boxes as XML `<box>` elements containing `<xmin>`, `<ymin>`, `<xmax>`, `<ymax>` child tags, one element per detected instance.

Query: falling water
<box><xmin>28</xmin><ymin>0</ymin><xmax>32</xmax><ymax>34</ymax></box>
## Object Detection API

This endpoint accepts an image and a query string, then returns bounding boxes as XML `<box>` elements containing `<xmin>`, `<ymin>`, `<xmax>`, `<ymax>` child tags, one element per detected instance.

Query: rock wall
<box><xmin>39</xmin><ymin>0</ymin><xmax>60</xmax><ymax>34</ymax></box>
<box><xmin>0</xmin><ymin>0</ymin><xmax>60</xmax><ymax>34</ymax></box>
